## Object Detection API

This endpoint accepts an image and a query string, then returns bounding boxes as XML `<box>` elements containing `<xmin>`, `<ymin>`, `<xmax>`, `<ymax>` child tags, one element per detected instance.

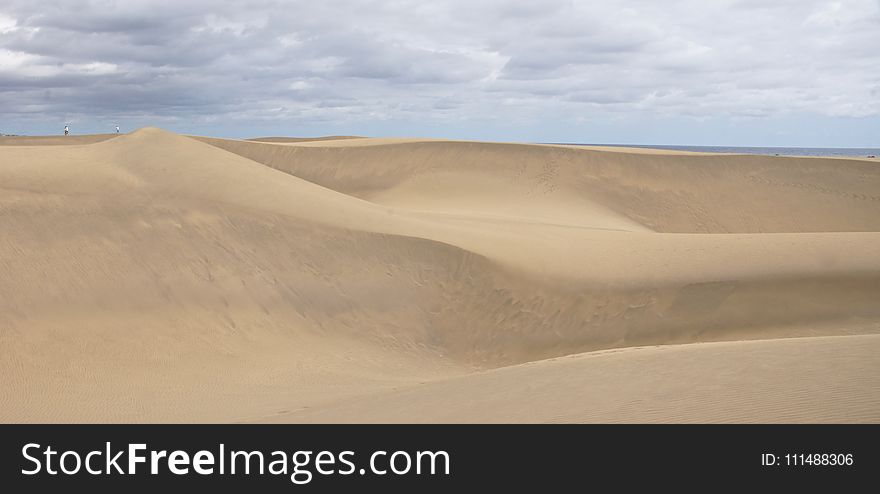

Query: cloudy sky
<box><xmin>1</xmin><ymin>0</ymin><xmax>878</xmax><ymax>146</ymax></box>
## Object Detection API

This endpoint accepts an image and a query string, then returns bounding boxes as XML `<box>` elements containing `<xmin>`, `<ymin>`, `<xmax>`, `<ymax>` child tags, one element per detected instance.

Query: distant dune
<box><xmin>245</xmin><ymin>135</ymin><xmax>363</xmax><ymax>143</ymax></box>
<box><xmin>1</xmin><ymin>128</ymin><xmax>878</xmax><ymax>423</ymax></box>
<box><xmin>0</xmin><ymin>134</ymin><xmax>119</xmax><ymax>146</ymax></box>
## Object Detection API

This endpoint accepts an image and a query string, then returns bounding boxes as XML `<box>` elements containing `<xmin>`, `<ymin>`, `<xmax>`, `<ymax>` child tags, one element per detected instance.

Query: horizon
<box><xmin>1</xmin><ymin>1</ymin><xmax>878</xmax><ymax>146</ymax></box>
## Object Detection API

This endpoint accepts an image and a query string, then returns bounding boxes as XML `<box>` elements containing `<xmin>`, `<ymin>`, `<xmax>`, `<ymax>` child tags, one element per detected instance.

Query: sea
<box><xmin>563</xmin><ymin>144</ymin><xmax>879</xmax><ymax>158</ymax></box>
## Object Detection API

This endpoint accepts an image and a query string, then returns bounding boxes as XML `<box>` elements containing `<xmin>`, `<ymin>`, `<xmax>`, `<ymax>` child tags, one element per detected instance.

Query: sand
<box><xmin>245</xmin><ymin>135</ymin><xmax>362</xmax><ymax>143</ymax></box>
<box><xmin>1</xmin><ymin>128</ymin><xmax>878</xmax><ymax>423</ymax></box>
<box><xmin>0</xmin><ymin>134</ymin><xmax>119</xmax><ymax>146</ymax></box>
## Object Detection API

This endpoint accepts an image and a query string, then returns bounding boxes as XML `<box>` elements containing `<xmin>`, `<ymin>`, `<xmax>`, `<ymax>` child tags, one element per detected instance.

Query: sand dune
<box><xmin>246</xmin><ymin>135</ymin><xmax>362</xmax><ymax>143</ymax></box>
<box><xmin>0</xmin><ymin>134</ymin><xmax>119</xmax><ymax>146</ymax></box>
<box><xmin>262</xmin><ymin>335</ymin><xmax>880</xmax><ymax>424</ymax></box>
<box><xmin>1</xmin><ymin>128</ymin><xmax>878</xmax><ymax>422</ymax></box>
<box><xmin>196</xmin><ymin>135</ymin><xmax>880</xmax><ymax>233</ymax></box>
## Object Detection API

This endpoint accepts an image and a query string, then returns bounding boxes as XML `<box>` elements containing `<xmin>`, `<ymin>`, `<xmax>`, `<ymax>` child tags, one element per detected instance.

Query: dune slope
<box><xmin>1</xmin><ymin>128</ymin><xmax>878</xmax><ymax>423</ymax></box>
<box><xmin>261</xmin><ymin>335</ymin><xmax>880</xmax><ymax>424</ymax></box>
<box><xmin>196</xmin><ymin>136</ymin><xmax>880</xmax><ymax>233</ymax></box>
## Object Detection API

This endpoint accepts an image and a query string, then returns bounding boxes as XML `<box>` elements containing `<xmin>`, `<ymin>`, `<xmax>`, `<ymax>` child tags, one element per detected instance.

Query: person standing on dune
<box><xmin>116</xmin><ymin>125</ymin><xmax>120</xmax><ymax>134</ymax></box>
<box><xmin>64</xmin><ymin>125</ymin><xmax>69</xmax><ymax>136</ymax></box>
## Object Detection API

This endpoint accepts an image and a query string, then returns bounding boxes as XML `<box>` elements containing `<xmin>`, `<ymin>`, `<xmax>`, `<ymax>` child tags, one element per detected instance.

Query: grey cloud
<box><xmin>0</xmin><ymin>0</ymin><xmax>878</xmax><ymax>135</ymax></box>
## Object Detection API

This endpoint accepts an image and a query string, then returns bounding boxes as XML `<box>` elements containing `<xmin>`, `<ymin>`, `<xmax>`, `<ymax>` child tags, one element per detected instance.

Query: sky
<box><xmin>0</xmin><ymin>0</ymin><xmax>878</xmax><ymax>146</ymax></box>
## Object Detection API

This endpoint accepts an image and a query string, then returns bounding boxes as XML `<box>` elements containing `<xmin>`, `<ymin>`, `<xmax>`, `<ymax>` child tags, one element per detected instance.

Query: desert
<box><xmin>1</xmin><ymin>128</ymin><xmax>878</xmax><ymax>423</ymax></box>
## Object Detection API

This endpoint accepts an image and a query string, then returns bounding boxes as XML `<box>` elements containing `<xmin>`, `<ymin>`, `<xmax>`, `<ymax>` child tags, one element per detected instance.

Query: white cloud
<box><xmin>0</xmin><ymin>12</ymin><xmax>17</xmax><ymax>33</ymax></box>
<box><xmin>289</xmin><ymin>80</ymin><xmax>310</xmax><ymax>90</ymax></box>
<box><xmin>64</xmin><ymin>61</ymin><xmax>119</xmax><ymax>75</ymax></box>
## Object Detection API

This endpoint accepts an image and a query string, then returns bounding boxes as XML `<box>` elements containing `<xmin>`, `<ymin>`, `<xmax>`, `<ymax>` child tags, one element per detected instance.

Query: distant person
<box><xmin>116</xmin><ymin>125</ymin><xmax>120</xmax><ymax>134</ymax></box>
<box><xmin>64</xmin><ymin>125</ymin><xmax>69</xmax><ymax>136</ymax></box>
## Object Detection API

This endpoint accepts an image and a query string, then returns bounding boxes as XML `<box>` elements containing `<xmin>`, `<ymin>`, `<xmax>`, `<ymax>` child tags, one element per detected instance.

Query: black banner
<box><xmin>1</xmin><ymin>425</ymin><xmax>875</xmax><ymax>491</ymax></box>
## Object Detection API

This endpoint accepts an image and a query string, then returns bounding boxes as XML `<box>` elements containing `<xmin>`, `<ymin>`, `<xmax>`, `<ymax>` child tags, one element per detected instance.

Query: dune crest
<box><xmin>1</xmin><ymin>128</ymin><xmax>878</xmax><ymax>422</ymax></box>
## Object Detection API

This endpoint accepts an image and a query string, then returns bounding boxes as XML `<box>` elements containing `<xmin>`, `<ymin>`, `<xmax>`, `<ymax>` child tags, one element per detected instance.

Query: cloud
<box><xmin>0</xmin><ymin>0</ymin><xmax>878</xmax><ymax>139</ymax></box>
